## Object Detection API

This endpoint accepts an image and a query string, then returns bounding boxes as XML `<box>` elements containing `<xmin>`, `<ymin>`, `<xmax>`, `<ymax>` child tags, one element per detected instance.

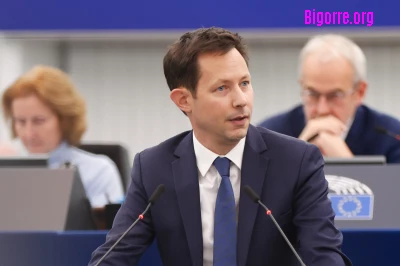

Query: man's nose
<box><xmin>232</xmin><ymin>87</ymin><xmax>248</xmax><ymax>108</ymax></box>
<box><xmin>316</xmin><ymin>96</ymin><xmax>331</xmax><ymax>116</ymax></box>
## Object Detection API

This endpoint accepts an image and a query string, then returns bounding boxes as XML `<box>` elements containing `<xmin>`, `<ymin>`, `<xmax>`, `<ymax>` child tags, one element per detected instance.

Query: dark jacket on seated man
<box><xmin>258</xmin><ymin>104</ymin><xmax>400</xmax><ymax>163</ymax></box>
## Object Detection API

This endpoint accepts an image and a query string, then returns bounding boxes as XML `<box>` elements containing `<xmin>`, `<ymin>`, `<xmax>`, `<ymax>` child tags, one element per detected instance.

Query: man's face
<box><xmin>300</xmin><ymin>53</ymin><xmax>366</xmax><ymax>124</ymax></box>
<box><xmin>187</xmin><ymin>48</ymin><xmax>253</xmax><ymax>148</ymax></box>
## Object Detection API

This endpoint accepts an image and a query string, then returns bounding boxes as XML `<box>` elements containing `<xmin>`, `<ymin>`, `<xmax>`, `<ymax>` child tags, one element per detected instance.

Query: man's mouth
<box><xmin>230</xmin><ymin>115</ymin><xmax>248</xmax><ymax>121</ymax></box>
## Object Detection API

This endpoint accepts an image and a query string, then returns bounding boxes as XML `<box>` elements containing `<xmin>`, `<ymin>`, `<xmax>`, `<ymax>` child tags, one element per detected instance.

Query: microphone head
<box><xmin>243</xmin><ymin>185</ymin><xmax>260</xmax><ymax>203</ymax></box>
<box><xmin>148</xmin><ymin>184</ymin><xmax>165</xmax><ymax>204</ymax></box>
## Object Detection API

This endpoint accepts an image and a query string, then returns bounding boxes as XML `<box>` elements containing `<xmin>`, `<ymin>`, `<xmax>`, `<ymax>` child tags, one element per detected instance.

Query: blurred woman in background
<box><xmin>1</xmin><ymin>65</ymin><xmax>124</xmax><ymax>208</ymax></box>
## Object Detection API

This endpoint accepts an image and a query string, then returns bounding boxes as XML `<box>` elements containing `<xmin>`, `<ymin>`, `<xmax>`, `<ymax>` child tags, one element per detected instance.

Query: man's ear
<box><xmin>355</xmin><ymin>81</ymin><xmax>368</xmax><ymax>106</ymax></box>
<box><xmin>170</xmin><ymin>88</ymin><xmax>192</xmax><ymax>114</ymax></box>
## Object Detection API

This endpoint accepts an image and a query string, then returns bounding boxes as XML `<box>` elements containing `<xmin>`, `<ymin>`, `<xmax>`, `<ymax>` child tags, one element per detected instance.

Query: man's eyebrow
<box><xmin>304</xmin><ymin>87</ymin><xmax>345</xmax><ymax>93</ymax></box>
<box><xmin>212</xmin><ymin>74</ymin><xmax>251</xmax><ymax>85</ymax></box>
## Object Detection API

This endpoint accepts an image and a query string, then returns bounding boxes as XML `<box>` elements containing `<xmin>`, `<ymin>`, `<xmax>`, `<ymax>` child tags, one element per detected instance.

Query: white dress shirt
<box><xmin>48</xmin><ymin>141</ymin><xmax>125</xmax><ymax>208</ymax></box>
<box><xmin>342</xmin><ymin>116</ymin><xmax>354</xmax><ymax>139</ymax></box>
<box><xmin>193</xmin><ymin>133</ymin><xmax>246</xmax><ymax>266</ymax></box>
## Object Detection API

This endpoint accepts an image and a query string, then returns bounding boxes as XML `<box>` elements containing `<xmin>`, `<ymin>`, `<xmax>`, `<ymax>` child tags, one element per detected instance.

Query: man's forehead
<box><xmin>198</xmin><ymin>65</ymin><xmax>250</xmax><ymax>83</ymax></box>
<box><xmin>199</xmin><ymin>71</ymin><xmax>250</xmax><ymax>85</ymax></box>
<box><xmin>301</xmin><ymin>71</ymin><xmax>354</xmax><ymax>93</ymax></box>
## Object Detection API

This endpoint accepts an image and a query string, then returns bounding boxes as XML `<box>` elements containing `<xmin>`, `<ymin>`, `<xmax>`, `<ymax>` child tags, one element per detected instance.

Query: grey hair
<box><xmin>298</xmin><ymin>34</ymin><xmax>367</xmax><ymax>83</ymax></box>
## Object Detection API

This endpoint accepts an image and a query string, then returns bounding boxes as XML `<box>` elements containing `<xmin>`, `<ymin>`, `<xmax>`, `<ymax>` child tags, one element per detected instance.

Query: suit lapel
<box><xmin>237</xmin><ymin>126</ymin><xmax>270</xmax><ymax>266</ymax></box>
<box><xmin>172</xmin><ymin>131</ymin><xmax>203</xmax><ymax>266</ymax></box>
<box><xmin>290</xmin><ymin>105</ymin><xmax>306</xmax><ymax>138</ymax></box>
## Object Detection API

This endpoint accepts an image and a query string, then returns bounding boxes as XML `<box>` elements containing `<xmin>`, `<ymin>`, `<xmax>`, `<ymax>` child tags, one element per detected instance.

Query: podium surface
<box><xmin>0</xmin><ymin>230</ymin><xmax>397</xmax><ymax>266</ymax></box>
<box><xmin>324</xmin><ymin>164</ymin><xmax>400</xmax><ymax>229</ymax></box>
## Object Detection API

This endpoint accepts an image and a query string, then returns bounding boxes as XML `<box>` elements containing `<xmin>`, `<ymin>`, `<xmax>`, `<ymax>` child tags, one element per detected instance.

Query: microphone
<box><xmin>375</xmin><ymin>126</ymin><xmax>400</xmax><ymax>140</ymax></box>
<box><xmin>243</xmin><ymin>185</ymin><xmax>306</xmax><ymax>266</ymax></box>
<box><xmin>94</xmin><ymin>184</ymin><xmax>166</xmax><ymax>266</ymax></box>
<box><xmin>306</xmin><ymin>133</ymin><xmax>319</xmax><ymax>143</ymax></box>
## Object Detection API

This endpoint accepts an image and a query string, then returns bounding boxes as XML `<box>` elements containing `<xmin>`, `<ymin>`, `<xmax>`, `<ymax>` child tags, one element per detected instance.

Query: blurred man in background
<box><xmin>258</xmin><ymin>34</ymin><xmax>400</xmax><ymax>163</ymax></box>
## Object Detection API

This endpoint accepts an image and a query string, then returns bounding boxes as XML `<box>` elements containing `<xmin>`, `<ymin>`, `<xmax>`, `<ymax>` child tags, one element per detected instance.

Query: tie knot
<box><xmin>213</xmin><ymin>157</ymin><xmax>230</xmax><ymax>177</ymax></box>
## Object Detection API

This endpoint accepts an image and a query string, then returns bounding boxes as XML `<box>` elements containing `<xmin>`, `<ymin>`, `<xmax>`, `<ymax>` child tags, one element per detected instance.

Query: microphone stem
<box><xmin>94</xmin><ymin>203</ymin><xmax>152</xmax><ymax>266</ymax></box>
<box><xmin>257</xmin><ymin>200</ymin><xmax>306</xmax><ymax>266</ymax></box>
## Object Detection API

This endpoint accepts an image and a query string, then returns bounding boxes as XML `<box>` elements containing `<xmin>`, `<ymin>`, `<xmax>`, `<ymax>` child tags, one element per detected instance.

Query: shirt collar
<box><xmin>342</xmin><ymin>115</ymin><xmax>355</xmax><ymax>139</ymax></box>
<box><xmin>48</xmin><ymin>141</ymin><xmax>71</xmax><ymax>167</ymax></box>
<box><xmin>192</xmin><ymin>132</ymin><xmax>246</xmax><ymax>177</ymax></box>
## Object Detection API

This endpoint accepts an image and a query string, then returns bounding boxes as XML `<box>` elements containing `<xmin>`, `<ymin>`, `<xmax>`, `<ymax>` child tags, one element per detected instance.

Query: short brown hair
<box><xmin>163</xmin><ymin>27</ymin><xmax>249</xmax><ymax>96</ymax></box>
<box><xmin>2</xmin><ymin>65</ymin><xmax>87</xmax><ymax>146</ymax></box>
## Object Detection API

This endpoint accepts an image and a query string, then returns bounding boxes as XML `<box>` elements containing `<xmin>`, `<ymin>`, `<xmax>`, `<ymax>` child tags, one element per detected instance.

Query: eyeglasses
<box><xmin>301</xmin><ymin>88</ymin><xmax>356</xmax><ymax>107</ymax></box>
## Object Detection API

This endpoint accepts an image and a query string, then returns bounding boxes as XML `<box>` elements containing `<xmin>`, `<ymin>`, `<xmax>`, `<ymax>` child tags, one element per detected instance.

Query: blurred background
<box><xmin>0</xmin><ymin>1</ymin><xmax>398</xmax><ymax>162</ymax></box>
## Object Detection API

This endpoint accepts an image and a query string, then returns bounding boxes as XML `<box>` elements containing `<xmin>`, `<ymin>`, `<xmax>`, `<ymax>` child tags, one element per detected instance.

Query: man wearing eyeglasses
<box><xmin>258</xmin><ymin>34</ymin><xmax>400</xmax><ymax>163</ymax></box>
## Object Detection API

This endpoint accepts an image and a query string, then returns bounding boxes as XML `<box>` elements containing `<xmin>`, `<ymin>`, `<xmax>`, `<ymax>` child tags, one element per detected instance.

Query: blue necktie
<box><xmin>213</xmin><ymin>157</ymin><xmax>237</xmax><ymax>266</ymax></box>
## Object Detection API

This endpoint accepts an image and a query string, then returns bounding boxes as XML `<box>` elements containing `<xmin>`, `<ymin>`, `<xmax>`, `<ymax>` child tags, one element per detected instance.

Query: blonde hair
<box><xmin>2</xmin><ymin>65</ymin><xmax>87</xmax><ymax>146</ymax></box>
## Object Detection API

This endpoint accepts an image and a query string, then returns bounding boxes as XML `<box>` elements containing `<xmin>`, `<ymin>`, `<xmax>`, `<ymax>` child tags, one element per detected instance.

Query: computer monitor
<box><xmin>324</xmin><ymin>155</ymin><xmax>386</xmax><ymax>165</ymax></box>
<box><xmin>0</xmin><ymin>168</ymin><xmax>96</xmax><ymax>230</ymax></box>
<box><xmin>0</xmin><ymin>155</ymin><xmax>48</xmax><ymax>168</ymax></box>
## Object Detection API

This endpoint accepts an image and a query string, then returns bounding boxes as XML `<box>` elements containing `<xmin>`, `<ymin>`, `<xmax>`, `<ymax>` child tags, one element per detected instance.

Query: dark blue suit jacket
<box><xmin>89</xmin><ymin>125</ymin><xmax>351</xmax><ymax>266</ymax></box>
<box><xmin>258</xmin><ymin>104</ymin><xmax>400</xmax><ymax>163</ymax></box>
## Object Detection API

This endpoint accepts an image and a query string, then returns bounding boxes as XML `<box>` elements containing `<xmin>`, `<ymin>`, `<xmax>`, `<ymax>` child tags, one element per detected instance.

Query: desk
<box><xmin>0</xmin><ymin>230</ymin><xmax>399</xmax><ymax>266</ymax></box>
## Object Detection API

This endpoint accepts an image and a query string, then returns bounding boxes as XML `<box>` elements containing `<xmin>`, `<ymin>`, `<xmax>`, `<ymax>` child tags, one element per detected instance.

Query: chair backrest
<box><xmin>79</xmin><ymin>143</ymin><xmax>131</xmax><ymax>192</ymax></box>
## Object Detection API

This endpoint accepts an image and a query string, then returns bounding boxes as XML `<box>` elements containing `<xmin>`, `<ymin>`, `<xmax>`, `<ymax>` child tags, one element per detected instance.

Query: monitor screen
<box><xmin>0</xmin><ymin>155</ymin><xmax>48</xmax><ymax>168</ymax></box>
<box><xmin>324</xmin><ymin>155</ymin><xmax>386</xmax><ymax>165</ymax></box>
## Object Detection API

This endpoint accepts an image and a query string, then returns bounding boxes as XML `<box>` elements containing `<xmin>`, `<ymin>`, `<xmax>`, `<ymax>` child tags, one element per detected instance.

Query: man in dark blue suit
<box><xmin>89</xmin><ymin>27</ymin><xmax>351</xmax><ymax>266</ymax></box>
<box><xmin>258</xmin><ymin>34</ymin><xmax>400</xmax><ymax>163</ymax></box>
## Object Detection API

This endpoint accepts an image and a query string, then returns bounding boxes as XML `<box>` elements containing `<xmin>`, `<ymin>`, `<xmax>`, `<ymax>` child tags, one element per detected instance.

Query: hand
<box><xmin>311</xmin><ymin>131</ymin><xmax>353</xmax><ymax>158</ymax></box>
<box><xmin>299</xmin><ymin>115</ymin><xmax>347</xmax><ymax>142</ymax></box>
